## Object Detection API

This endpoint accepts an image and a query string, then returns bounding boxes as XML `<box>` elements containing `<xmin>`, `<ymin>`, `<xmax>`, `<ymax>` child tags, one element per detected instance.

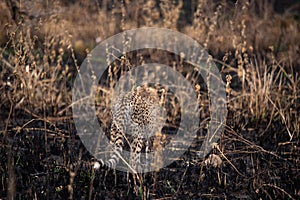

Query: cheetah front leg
<box><xmin>129</xmin><ymin>136</ymin><xmax>143</xmax><ymax>173</ymax></box>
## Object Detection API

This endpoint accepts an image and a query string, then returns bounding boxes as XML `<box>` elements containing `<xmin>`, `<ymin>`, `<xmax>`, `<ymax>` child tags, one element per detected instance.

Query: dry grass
<box><xmin>0</xmin><ymin>0</ymin><xmax>299</xmax><ymax>199</ymax></box>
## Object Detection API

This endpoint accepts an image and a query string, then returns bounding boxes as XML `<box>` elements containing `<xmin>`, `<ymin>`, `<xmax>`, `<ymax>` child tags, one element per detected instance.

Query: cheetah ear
<box><xmin>136</xmin><ymin>85</ymin><xmax>141</xmax><ymax>90</ymax></box>
<box><xmin>159</xmin><ymin>88</ymin><xmax>167</xmax><ymax>98</ymax></box>
<box><xmin>160</xmin><ymin>88</ymin><xmax>166</xmax><ymax>92</ymax></box>
<box><xmin>130</xmin><ymin>86</ymin><xmax>137</xmax><ymax>94</ymax></box>
<box><xmin>157</xmin><ymin>88</ymin><xmax>166</xmax><ymax>104</ymax></box>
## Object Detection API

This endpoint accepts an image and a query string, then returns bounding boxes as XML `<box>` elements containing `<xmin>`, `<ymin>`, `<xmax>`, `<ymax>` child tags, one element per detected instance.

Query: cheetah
<box><xmin>96</xmin><ymin>84</ymin><xmax>181</xmax><ymax>173</ymax></box>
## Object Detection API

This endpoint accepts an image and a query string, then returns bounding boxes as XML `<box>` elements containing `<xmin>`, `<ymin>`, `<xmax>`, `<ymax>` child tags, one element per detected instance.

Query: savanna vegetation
<box><xmin>0</xmin><ymin>0</ymin><xmax>299</xmax><ymax>199</ymax></box>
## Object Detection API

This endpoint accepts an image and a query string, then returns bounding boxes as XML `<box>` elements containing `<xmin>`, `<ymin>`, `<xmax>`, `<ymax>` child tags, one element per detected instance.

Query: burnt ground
<box><xmin>0</xmin><ymin>103</ymin><xmax>299</xmax><ymax>199</ymax></box>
